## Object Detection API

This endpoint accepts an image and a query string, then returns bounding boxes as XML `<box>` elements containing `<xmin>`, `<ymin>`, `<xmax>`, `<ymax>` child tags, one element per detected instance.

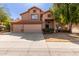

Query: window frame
<box><xmin>31</xmin><ymin>14</ymin><xmax>38</xmax><ymax>20</ymax></box>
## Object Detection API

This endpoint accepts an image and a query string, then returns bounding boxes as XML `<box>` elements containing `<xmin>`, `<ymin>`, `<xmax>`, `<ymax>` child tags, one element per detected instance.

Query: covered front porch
<box><xmin>42</xmin><ymin>19</ymin><xmax>55</xmax><ymax>33</ymax></box>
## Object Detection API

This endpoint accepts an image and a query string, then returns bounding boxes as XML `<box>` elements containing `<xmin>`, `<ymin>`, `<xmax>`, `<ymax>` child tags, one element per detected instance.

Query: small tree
<box><xmin>0</xmin><ymin>6</ymin><xmax>11</xmax><ymax>31</ymax></box>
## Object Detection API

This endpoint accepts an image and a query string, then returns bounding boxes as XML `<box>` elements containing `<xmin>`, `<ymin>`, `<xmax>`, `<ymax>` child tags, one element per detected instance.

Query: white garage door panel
<box><xmin>24</xmin><ymin>24</ymin><xmax>42</xmax><ymax>32</ymax></box>
<box><xmin>13</xmin><ymin>24</ymin><xmax>23</xmax><ymax>32</ymax></box>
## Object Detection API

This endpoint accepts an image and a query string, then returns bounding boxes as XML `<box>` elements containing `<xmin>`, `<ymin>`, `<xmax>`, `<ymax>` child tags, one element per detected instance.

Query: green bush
<box><xmin>42</xmin><ymin>28</ymin><xmax>54</xmax><ymax>33</ymax></box>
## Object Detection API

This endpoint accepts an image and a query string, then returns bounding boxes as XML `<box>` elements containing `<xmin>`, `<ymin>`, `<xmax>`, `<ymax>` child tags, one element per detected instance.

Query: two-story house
<box><xmin>11</xmin><ymin>6</ymin><xmax>55</xmax><ymax>32</ymax></box>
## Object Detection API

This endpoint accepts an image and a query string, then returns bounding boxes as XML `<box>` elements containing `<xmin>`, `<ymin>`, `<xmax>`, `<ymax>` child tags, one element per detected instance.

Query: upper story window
<box><xmin>48</xmin><ymin>14</ymin><xmax>51</xmax><ymax>17</ymax></box>
<box><xmin>31</xmin><ymin>14</ymin><xmax>38</xmax><ymax>20</ymax></box>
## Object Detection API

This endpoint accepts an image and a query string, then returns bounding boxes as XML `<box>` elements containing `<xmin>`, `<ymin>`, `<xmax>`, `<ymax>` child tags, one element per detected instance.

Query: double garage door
<box><xmin>12</xmin><ymin>24</ymin><xmax>42</xmax><ymax>32</ymax></box>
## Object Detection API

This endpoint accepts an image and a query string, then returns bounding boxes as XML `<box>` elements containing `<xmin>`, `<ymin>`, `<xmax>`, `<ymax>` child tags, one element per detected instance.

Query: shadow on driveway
<box><xmin>3</xmin><ymin>32</ymin><xmax>44</xmax><ymax>41</ymax></box>
<box><xmin>2</xmin><ymin>32</ymin><xmax>79</xmax><ymax>45</ymax></box>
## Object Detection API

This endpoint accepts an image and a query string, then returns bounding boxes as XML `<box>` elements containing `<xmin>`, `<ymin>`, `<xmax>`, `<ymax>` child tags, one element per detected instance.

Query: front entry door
<box><xmin>45</xmin><ymin>24</ymin><xmax>49</xmax><ymax>29</ymax></box>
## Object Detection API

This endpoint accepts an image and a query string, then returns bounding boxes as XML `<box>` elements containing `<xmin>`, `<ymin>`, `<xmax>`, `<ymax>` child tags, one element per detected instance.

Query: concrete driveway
<box><xmin>0</xmin><ymin>32</ymin><xmax>79</xmax><ymax>56</ymax></box>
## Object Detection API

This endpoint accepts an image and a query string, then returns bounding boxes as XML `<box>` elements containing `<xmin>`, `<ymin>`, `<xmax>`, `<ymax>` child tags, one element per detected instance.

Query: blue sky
<box><xmin>1</xmin><ymin>3</ymin><xmax>53</xmax><ymax>20</ymax></box>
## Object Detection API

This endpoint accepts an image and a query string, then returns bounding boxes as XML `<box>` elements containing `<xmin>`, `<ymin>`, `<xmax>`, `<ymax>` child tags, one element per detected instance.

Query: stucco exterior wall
<box><xmin>29</xmin><ymin>8</ymin><xmax>42</xmax><ymax>21</ymax></box>
<box><xmin>72</xmin><ymin>24</ymin><xmax>79</xmax><ymax>33</ymax></box>
<box><xmin>42</xmin><ymin>11</ymin><xmax>54</xmax><ymax>29</ymax></box>
<box><xmin>42</xmin><ymin>12</ymin><xmax>53</xmax><ymax>21</ymax></box>
<box><xmin>21</xmin><ymin>13</ymin><xmax>29</xmax><ymax>20</ymax></box>
<box><xmin>21</xmin><ymin>7</ymin><xmax>42</xmax><ymax>21</ymax></box>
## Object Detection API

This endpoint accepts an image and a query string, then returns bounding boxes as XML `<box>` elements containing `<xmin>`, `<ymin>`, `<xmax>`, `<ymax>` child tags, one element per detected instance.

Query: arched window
<box><xmin>33</xmin><ymin>10</ymin><xmax>36</xmax><ymax>13</ymax></box>
<box><xmin>48</xmin><ymin>14</ymin><xmax>51</xmax><ymax>17</ymax></box>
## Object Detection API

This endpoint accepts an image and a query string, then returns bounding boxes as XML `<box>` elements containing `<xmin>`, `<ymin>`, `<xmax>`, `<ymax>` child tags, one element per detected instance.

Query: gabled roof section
<box><xmin>43</xmin><ymin>10</ymin><xmax>51</xmax><ymax>14</ymax></box>
<box><xmin>20</xmin><ymin>6</ymin><xmax>44</xmax><ymax>15</ymax></box>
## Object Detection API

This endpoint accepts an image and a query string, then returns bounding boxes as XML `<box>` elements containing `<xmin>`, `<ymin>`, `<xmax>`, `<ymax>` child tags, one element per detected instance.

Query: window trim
<box><xmin>31</xmin><ymin>14</ymin><xmax>38</xmax><ymax>20</ymax></box>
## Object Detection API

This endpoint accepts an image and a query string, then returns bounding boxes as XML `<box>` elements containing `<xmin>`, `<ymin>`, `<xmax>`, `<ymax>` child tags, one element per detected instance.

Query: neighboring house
<box><xmin>11</xmin><ymin>6</ymin><xmax>79</xmax><ymax>33</ymax></box>
<box><xmin>11</xmin><ymin>6</ymin><xmax>55</xmax><ymax>32</ymax></box>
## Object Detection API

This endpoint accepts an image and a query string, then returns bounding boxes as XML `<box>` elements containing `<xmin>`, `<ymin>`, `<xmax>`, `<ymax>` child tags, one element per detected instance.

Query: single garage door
<box><xmin>12</xmin><ymin>24</ymin><xmax>23</xmax><ymax>32</ymax></box>
<box><xmin>24</xmin><ymin>24</ymin><xmax>42</xmax><ymax>32</ymax></box>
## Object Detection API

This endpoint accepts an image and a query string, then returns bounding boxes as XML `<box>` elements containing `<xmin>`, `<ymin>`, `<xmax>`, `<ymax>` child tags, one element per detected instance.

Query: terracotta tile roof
<box><xmin>11</xmin><ymin>20</ymin><xmax>42</xmax><ymax>24</ymax></box>
<box><xmin>20</xmin><ymin>6</ymin><xmax>44</xmax><ymax>15</ymax></box>
<box><xmin>43</xmin><ymin>10</ymin><xmax>51</xmax><ymax>14</ymax></box>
